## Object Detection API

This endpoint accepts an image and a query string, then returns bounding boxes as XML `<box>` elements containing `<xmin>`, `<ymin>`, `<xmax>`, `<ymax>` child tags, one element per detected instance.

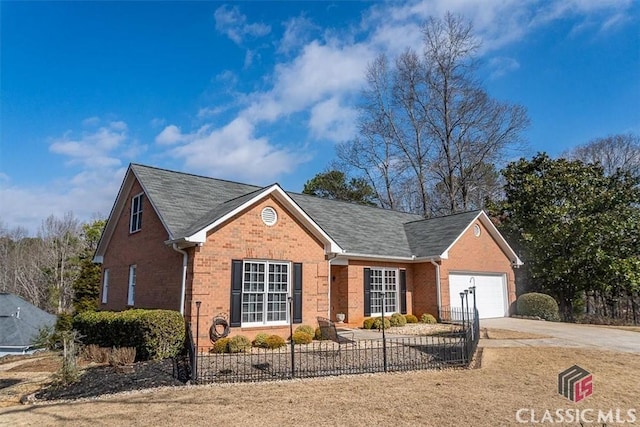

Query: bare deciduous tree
<box><xmin>563</xmin><ymin>133</ymin><xmax>640</xmax><ymax>178</ymax></box>
<box><xmin>39</xmin><ymin>212</ymin><xmax>81</xmax><ymax>313</ymax></box>
<box><xmin>338</xmin><ymin>12</ymin><xmax>529</xmax><ymax>216</ymax></box>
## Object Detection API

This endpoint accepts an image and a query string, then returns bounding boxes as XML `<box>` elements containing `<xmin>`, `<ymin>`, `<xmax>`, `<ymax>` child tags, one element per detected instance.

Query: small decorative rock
<box><xmin>20</xmin><ymin>392</ymin><xmax>37</xmax><ymax>405</ymax></box>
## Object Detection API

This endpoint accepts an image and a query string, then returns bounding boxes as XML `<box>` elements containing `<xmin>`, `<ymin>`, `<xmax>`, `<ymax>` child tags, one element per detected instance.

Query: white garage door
<box><xmin>449</xmin><ymin>273</ymin><xmax>507</xmax><ymax>319</ymax></box>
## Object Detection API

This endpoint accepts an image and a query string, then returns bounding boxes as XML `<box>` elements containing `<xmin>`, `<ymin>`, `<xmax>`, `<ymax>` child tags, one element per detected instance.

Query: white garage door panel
<box><xmin>449</xmin><ymin>273</ymin><xmax>507</xmax><ymax>319</ymax></box>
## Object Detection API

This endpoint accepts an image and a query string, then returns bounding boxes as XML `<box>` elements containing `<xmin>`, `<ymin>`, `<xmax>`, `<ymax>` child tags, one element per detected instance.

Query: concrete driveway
<box><xmin>480</xmin><ymin>317</ymin><xmax>640</xmax><ymax>354</ymax></box>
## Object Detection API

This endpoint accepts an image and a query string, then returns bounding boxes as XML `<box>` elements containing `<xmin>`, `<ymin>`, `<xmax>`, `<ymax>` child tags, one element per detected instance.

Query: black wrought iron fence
<box><xmin>192</xmin><ymin>333</ymin><xmax>468</xmax><ymax>384</ymax></box>
<box><xmin>180</xmin><ymin>309</ymin><xmax>480</xmax><ymax>385</ymax></box>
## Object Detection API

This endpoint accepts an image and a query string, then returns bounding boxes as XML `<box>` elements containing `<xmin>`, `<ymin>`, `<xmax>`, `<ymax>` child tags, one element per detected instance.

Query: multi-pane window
<box><xmin>127</xmin><ymin>265</ymin><xmax>136</xmax><ymax>306</ymax></box>
<box><xmin>130</xmin><ymin>193</ymin><xmax>143</xmax><ymax>233</ymax></box>
<box><xmin>370</xmin><ymin>268</ymin><xmax>398</xmax><ymax>315</ymax></box>
<box><xmin>242</xmin><ymin>261</ymin><xmax>289</xmax><ymax>325</ymax></box>
<box><xmin>101</xmin><ymin>269</ymin><xmax>109</xmax><ymax>304</ymax></box>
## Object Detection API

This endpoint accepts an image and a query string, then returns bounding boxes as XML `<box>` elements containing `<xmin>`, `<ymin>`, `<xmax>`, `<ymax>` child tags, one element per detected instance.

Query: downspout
<box><xmin>430</xmin><ymin>258</ymin><xmax>441</xmax><ymax>317</ymax></box>
<box><xmin>172</xmin><ymin>244</ymin><xmax>188</xmax><ymax>316</ymax></box>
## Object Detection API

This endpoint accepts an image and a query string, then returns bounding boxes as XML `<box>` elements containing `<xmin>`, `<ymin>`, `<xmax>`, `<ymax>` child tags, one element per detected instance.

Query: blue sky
<box><xmin>1</xmin><ymin>0</ymin><xmax>638</xmax><ymax>234</ymax></box>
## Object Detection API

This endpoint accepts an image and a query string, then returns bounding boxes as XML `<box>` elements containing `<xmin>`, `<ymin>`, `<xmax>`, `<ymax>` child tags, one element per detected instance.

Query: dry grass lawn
<box><xmin>1</xmin><ymin>347</ymin><xmax>637</xmax><ymax>427</ymax></box>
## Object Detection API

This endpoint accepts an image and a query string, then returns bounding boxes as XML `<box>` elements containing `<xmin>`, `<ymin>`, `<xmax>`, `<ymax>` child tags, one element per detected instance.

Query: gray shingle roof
<box><xmin>131</xmin><ymin>164</ymin><xmax>260</xmax><ymax>238</ymax></box>
<box><xmin>404</xmin><ymin>210</ymin><xmax>482</xmax><ymax>258</ymax></box>
<box><xmin>129</xmin><ymin>164</ymin><xmax>481</xmax><ymax>259</ymax></box>
<box><xmin>0</xmin><ymin>293</ymin><xmax>56</xmax><ymax>348</ymax></box>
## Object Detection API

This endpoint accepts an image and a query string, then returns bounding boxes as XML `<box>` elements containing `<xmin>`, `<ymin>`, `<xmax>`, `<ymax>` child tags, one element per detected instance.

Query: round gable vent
<box><xmin>473</xmin><ymin>224</ymin><xmax>481</xmax><ymax>237</ymax></box>
<box><xmin>261</xmin><ymin>207</ymin><xmax>278</xmax><ymax>226</ymax></box>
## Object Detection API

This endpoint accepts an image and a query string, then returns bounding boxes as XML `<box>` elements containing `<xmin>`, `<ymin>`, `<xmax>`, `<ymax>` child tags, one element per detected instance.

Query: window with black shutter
<box><xmin>365</xmin><ymin>267</ymin><xmax>402</xmax><ymax>316</ymax></box>
<box><xmin>229</xmin><ymin>259</ymin><xmax>299</xmax><ymax>326</ymax></box>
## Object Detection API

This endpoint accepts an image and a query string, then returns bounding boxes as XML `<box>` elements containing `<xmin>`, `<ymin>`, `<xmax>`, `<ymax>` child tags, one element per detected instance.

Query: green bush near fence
<box><xmin>517</xmin><ymin>293</ymin><xmax>561</xmax><ymax>321</ymax></box>
<box><xmin>73</xmin><ymin>309</ymin><xmax>185</xmax><ymax>361</ymax></box>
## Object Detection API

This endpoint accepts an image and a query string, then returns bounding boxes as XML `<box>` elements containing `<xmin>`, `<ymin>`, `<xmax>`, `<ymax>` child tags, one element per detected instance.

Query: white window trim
<box><xmin>370</xmin><ymin>267</ymin><xmax>399</xmax><ymax>317</ymax></box>
<box><xmin>241</xmin><ymin>260</ymin><xmax>291</xmax><ymax>328</ymax></box>
<box><xmin>101</xmin><ymin>269</ymin><xmax>109</xmax><ymax>304</ymax></box>
<box><xmin>130</xmin><ymin>193</ymin><xmax>144</xmax><ymax>233</ymax></box>
<box><xmin>127</xmin><ymin>265</ymin><xmax>136</xmax><ymax>306</ymax></box>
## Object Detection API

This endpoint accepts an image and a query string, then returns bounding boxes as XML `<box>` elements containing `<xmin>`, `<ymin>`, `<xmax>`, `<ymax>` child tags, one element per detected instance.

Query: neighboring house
<box><xmin>94</xmin><ymin>164</ymin><xmax>522</xmax><ymax>342</ymax></box>
<box><xmin>0</xmin><ymin>293</ymin><xmax>56</xmax><ymax>357</ymax></box>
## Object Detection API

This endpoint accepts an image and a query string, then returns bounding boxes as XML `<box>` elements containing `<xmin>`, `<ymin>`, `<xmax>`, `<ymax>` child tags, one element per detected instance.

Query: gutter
<box><xmin>430</xmin><ymin>258</ymin><xmax>442</xmax><ymax>316</ymax></box>
<box><xmin>336</xmin><ymin>252</ymin><xmax>442</xmax><ymax>263</ymax></box>
<box><xmin>172</xmin><ymin>244</ymin><xmax>188</xmax><ymax>316</ymax></box>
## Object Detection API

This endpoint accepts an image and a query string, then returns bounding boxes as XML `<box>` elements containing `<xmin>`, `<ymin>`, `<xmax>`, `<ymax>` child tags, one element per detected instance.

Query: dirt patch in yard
<box><xmin>5</xmin><ymin>357</ymin><xmax>61</xmax><ymax>373</ymax></box>
<box><xmin>1</xmin><ymin>347</ymin><xmax>637</xmax><ymax>426</ymax></box>
<box><xmin>481</xmin><ymin>328</ymin><xmax>551</xmax><ymax>340</ymax></box>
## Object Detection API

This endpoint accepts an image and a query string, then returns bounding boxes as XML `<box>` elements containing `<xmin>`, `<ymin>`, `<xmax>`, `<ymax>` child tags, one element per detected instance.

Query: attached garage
<box><xmin>449</xmin><ymin>273</ymin><xmax>508</xmax><ymax>319</ymax></box>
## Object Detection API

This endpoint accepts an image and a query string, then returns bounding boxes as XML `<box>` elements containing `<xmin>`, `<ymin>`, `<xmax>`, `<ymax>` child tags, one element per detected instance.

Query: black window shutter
<box><xmin>230</xmin><ymin>260</ymin><xmax>243</xmax><ymax>327</ymax></box>
<box><xmin>293</xmin><ymin>263</ymin><xmax>303</xmax><ymax>324</ymax></box>
<box><xmin>400</xmin><ymin>269</ymin><xmax>407</xmax><ymax>315</ymax></box>
<box><xmin>363</xmin><ymin>268</ymin><xmax>371</xmax><ymax>317</ymax></box>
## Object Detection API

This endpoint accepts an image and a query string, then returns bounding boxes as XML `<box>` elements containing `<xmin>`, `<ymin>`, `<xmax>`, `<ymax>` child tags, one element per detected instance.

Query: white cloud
<box><xmin>488</xmin><ymin>56</ymin><xmax>520</xmax><ymax>79</ymax></box>
<box><xmin>1</xmin><ymin>120</ymin><xmax>137</xmax><ymax>234</ymax></box>
<box><xmin>278</xmin><ymin>15</ymin><xmax>318</xmax><ymax>55</ymax></box>
<box><xmin>82</xmin><ymin>116</ymin><xmax>100</xmax><ymax>127</ymax></box>
<box><xmin>155</xmin><ymin>125</ymin><xmax>184</xmax><ymax>145</ymax></box>
<box><xmin>242</xmin><ymin>40</ymin><xmax>372</xmax><ymax>124</ymax></box>
<box><xmin>197</xmin><ymin>106</ymin><xmax>226</xmax><ymax>119</ymax></box>
<box><xmin>214</xmin><ymin>5</ymin><xmax>271</xmax><ymax>45</ymax></box>
<box><xmin>244</xmin><ymin>49</ymin><xmax>255</xmax><ymax>68</ymax></box>
<box><xmin>49</xmin><ymin>121</ymin><xmax>128</xmax><ymax>168</ymax></box>
<box><xmin>161</xmin><ymin>117</ymin><xmax>306</xmax><ymax>182</ymax></box>
<box><xmin>0</xmin><ymin>167</ymin><xmax>126</xmax><ymax>234</ymax></box>
<box><xmin>309</xmin><ymin>97</ymin><xmax>358</xmax><ymax>143</ymax></box>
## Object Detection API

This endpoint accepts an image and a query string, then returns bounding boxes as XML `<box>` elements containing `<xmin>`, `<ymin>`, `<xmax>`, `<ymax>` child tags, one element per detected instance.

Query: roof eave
<box><xmin>336</xmin><ymin>252</ymin><xmax>443</xmax><ymax>263</ymax></box>
<box><xmin>179</xmin><ymin>185</ymin><xmax>343</xmax><ymax>254</ymax></box>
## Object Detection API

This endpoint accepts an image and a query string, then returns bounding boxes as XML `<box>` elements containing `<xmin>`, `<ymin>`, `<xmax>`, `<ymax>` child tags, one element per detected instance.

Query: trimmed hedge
<box><xmin>264</xmin><ymin>335</ymin><xmax>286</xmax><ymax>349</ymax></box>
<box><xmin>389</xmin><ymin>313</ymin><xmax>407</xmax><ymax>327</ymax></box>
<box><xmin>517</xmin><ymin>293</ymin><xmax>560</xmax><ymax>321</ymax></box>
<box><xmin>362</xmin><ymin>318</ymin><xmax>376</xmax><ymax>329</ymax></box>
<box><xmin>253</xmin><ymin>333</ymin><xmax>269</xmax><ymax>347</ymax></box>
<box><xmin>294</xmin><ymin>325</ymin><xmax>315</xmax><ymax>337</ymax></box>
<box><xmin>404</xmin><ymin>314</ymin><xmax>418</xmax><ymax>324</ymax></box>
<box><xmin>420</xmin><ymin>313</ymin><xmax>437</xmax><ymax>324</ymax></box>
<box><xmin>373</xmin><ymin>317</ymin><xmax>391</xmax><ymax>330</ymax></box>
<box><xmin>292</xmin><ymin>331</ymin><xmax>313</xmax><ymax>344</ymax></box>
<box><xmin>228</xmin><ymin>335</ymin><xmax>252</xmax><ymax>353</ymax></box>
<box><xmin>73</xmin><ymin>309</ymin><xmax>185</xmax><ymax>361</ymax></box>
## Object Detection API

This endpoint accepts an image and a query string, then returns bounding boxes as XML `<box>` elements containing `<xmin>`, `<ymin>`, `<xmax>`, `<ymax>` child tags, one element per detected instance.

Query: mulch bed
<box><xmin>35</xmin><ymin>358</ymin><xmax>187</xmax><ymax>401</ymax></box>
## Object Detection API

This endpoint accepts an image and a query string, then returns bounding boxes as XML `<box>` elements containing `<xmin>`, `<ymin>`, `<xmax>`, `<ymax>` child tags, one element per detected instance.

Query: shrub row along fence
<box><xmin>180</xmin><ymin>309</ymin><xmax>479</xmax><ymax>384</ymax></box>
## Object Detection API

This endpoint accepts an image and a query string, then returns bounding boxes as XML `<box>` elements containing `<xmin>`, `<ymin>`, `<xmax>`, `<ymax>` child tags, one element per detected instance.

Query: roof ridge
<box><xmin>403</xmin><ymin>209</ymin><xmax>482</xmax><ymax>225</ymax></box>
<box><xmin>289</xmin><ymin>190</ymin><xmax>422</xmax><ymax>217</ymax></box>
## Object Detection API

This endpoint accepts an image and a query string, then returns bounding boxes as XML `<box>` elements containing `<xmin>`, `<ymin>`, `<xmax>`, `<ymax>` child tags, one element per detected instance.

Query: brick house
<box><xmin>94</xmin><ymin>164</ymin><xmax>522</xmax><ymax>342</ymax></box>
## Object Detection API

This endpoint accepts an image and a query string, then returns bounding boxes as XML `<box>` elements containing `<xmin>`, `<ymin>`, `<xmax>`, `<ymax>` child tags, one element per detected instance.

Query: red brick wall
<box><xmin>441</xmin><ymin>219</ymin><xmax>516</xmax><ymax>312</ymax></box>
<box><xmin>330</xmin><ymin>265</ymin><xmax>349</xmax><ymax>321</ymax></box>
<box><xmin>412</xmin><ymin>262</ymin><xmax>438</xmax><ymax>318</ymax></box>
<box><xmin>186</xmin><ymin>195</ymin><xmax>329</xmax><ymax>343</ymax></box>
<box><xmin>100</xmin><ymin>179</ymin><xmax>183</xmax><ymax>312</ymax></box>
<box><xmin>339</xmin><ymin>260</ymin><xmax>415</xmax><ymax>327</ymax></box>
